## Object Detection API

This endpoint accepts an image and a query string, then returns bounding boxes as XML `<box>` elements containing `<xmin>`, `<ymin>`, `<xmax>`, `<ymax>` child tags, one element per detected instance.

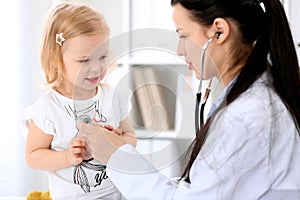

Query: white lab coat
<box><xmin>106</xmin><ymin>72</ymin><xmax>300</xmax><ymax>200</ymax></box>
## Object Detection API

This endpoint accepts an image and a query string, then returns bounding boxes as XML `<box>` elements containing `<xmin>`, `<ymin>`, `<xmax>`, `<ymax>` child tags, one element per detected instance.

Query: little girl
<box><xmin>24</xmin><ymin>2</ymin><xmax>136</xmax><ymax>199</ymax></box>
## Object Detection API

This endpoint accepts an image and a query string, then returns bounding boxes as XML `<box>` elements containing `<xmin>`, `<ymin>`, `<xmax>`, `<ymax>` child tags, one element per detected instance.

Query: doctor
<box><xmin>77</xmin><ymin>0</ymin><xmax>300</xmax><ymax>199</ymax></box>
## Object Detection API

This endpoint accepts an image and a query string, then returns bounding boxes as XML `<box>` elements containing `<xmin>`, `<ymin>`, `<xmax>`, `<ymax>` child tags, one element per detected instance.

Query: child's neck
<box><xmin>55</xmin><ymin>85</ymin><xmax>98</xmax><ymax>100</ymax></box>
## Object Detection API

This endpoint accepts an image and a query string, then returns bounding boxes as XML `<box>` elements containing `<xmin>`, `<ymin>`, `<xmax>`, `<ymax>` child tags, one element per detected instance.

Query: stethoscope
<box><xmin>195</xmin><ymin>33</ymin><xmax>220</xmax><ymax>135</ymax></box>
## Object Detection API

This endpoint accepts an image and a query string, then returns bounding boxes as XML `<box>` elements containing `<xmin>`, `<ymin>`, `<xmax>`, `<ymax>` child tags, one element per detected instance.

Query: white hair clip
<box><xmin>56</xmin><ymin>32</ymin><xmax>65</xmax><ymax>46</ymax></box>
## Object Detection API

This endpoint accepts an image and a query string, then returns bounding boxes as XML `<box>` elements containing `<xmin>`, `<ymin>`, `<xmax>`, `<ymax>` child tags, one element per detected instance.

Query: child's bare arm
<box><xmin>118</xmin><ymin>117</ymin><xmax>137</xmax><ymax>147</ymax></box>
<box><xmin>103</xmin><ymin>118</ymin><xmax>136</xmax><ymax>147</ymax></box>
<box><xmin>25</xmin><ymin>120</ymin><xmax>86</xmax><ymax>171</ymax></box>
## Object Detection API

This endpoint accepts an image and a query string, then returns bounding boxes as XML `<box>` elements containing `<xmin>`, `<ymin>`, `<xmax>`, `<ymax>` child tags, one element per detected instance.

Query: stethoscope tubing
<box><xmin>195</xmin><ymin>37</ymin><xmax>213</xmax><ymax>135</ymax></box>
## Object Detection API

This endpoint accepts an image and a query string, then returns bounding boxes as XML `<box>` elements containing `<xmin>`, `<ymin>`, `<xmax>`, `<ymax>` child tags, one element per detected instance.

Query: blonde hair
<box><xmin>40</xmin><ymin>2</ymin><xmax>111</xmax><ymax>87</ymax></box>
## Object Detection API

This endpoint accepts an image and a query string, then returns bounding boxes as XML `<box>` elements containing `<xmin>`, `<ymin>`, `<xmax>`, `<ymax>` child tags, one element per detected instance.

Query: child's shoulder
<box><xmin>31</xmin><ymin>88</ymin><xmax>65</xmax><ymax>110</ymax></box>
<box><xmin>23</xmin><ymin>89</ymin><xmax>58</xmax><ymax>122</ymax></box>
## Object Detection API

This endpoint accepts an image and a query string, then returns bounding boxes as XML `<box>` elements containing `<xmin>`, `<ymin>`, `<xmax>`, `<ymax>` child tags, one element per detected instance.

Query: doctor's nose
<box><xmin>176</xmin><ymin>39</ymin><xmax>186</xmax><ymax>56</ymax></box>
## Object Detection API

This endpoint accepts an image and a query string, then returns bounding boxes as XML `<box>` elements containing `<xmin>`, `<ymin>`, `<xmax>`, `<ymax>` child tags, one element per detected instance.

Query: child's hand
<box><xmin>103</xmin><ymin>124</ymin><xmax>136</xmax><ymax>147</ymax></box>
<box><xmin>103</xmin><ymin>125</ymin><xmax>125</xmax><ymax>136</ymax></box>
<box><xmin>66</xmin><ymin>137</ymin><xmax>86</xmax><ymax>166</ymax></box>
<box><xmin>77</xmin><ymin>122</ymin><xmax>126</xmax><ymax>164</ymax></box>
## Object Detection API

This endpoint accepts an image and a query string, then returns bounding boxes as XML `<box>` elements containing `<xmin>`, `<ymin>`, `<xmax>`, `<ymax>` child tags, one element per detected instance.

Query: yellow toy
<box><xmin>26</xmin><ymin>190</ymin><xmax>52</xmax><ymax>200</ymax></box>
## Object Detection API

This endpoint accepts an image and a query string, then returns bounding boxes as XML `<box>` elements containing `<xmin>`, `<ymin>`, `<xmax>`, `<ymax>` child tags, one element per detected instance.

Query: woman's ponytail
<box><xmin>264</xmin><ymin>0</ymin><xmax>300</xmax><ymax>130</ymax></box>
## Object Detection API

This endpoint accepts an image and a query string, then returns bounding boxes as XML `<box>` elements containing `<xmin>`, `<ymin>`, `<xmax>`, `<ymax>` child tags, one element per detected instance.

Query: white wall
<box><xmin>289</xmin><ymin>0</ymin><xmax>300</xmax><ymax>61</ymax></box>
<box><xmin>0</xmin><ymin>0</ymin><xmax>53</xmax><ymax>196</ymax></box>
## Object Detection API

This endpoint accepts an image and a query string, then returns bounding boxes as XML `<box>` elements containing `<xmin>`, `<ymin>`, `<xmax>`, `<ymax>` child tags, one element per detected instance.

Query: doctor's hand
<box><xmin>77</xmin><ymin>122</ymin><xmax>126</xmax><ymax>164</ymax></box>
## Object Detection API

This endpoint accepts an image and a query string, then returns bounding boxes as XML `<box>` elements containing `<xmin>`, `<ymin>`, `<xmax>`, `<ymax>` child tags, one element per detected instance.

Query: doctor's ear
<box><xmin>210</xmin><ymin>17</ymin><xmax>230</xmax><ymax>44</ymax></box>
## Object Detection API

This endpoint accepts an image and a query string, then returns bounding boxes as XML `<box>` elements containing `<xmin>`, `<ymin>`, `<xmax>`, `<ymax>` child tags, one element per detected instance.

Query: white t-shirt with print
<box><xmin>24</xmin><ymin>85</ymin><xmax>131</xmax><ymax>200</ymax></box>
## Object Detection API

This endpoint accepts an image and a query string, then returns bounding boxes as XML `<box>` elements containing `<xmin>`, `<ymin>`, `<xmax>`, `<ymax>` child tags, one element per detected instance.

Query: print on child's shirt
<box><xmin>65</xmin><ymin>99</ymin><xmax>109</xmax><ymax>193</ymax></box>
<box><xmin>73</xmin><ymin>159</ymin><xmax>108</xmax><ymax>193</ymax></box>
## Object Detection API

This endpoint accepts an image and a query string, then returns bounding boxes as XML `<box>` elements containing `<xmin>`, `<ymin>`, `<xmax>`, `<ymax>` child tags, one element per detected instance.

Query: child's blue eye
<box><xmin>99</xmin><ymin>55</ymin><xmax>108</xmax><ymax>61</ymax></box>
<box><xmin>79</xmin><ymin>59</ymin><xmax>90</xmax><ymax>63</ymax></box>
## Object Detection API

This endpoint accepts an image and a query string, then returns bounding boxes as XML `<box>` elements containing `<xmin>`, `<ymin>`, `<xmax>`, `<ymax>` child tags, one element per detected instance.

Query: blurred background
<box><xmin>0</xmin><ymin>0</ymin><xmax>299</xmax><ymax>197</ymax></box>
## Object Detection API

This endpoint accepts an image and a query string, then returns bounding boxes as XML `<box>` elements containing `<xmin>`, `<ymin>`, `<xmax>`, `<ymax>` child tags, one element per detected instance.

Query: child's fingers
<box><xmin>71</xmin><ymin>146</ymin><xmax>85</xmax><ymax>154</ymax></box>
<box><xmin>113</xmin><ymin>128</ymin><xmax>123</xmax><ymax>136</ymax></box>
<box><xmin>104</xmin><ymin>124</ymin><xmax>114</xmax><ymax>131</ymax></box>
<box><xmin>92</xmin><ymin>118</ymin><xmax>98</xmax><ymax>124</ymax></box>
<box><xmin>71</xmin><ymin>137</ymin><xmax>85</xmax><ymax>147</ymax></box>
<box><xmin>90</xmin><ymin>118</ymin><xmax>106</xmax><ymax>127</ymax></box>
<box><xmin>72</xmin><ymin>156</ymin><xmax>84</xmax><ymax>165</ymax></box>
<box><xmin>67</xmin><ymin>147</ymin><xmax>85</xmax><ymax>165</ymax></box>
